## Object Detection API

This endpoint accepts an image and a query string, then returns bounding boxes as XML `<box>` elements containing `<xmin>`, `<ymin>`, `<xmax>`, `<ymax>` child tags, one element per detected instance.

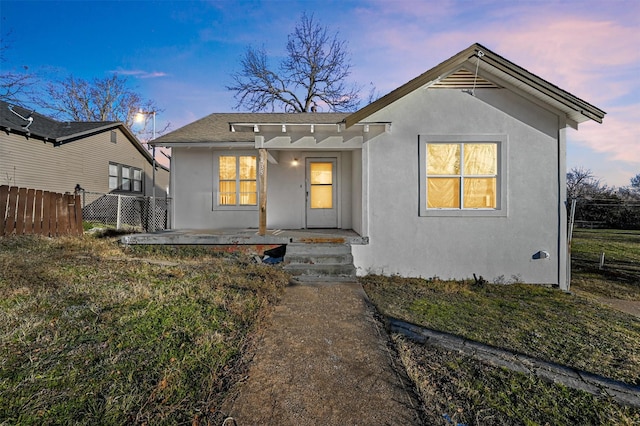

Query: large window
<box><xmin>218</xmin><ymin>155</ymin><xmax>257</xmax><ymax>207</ymax></box>
<box><xmin>419</xmin><ymin>135</ymin><xmax>506</xmax><ymax>216</ymax></box>
<box><xmin>109</xmin><ymin>162</ymin><xmax>143</xmax><ymax>193</ymax></box>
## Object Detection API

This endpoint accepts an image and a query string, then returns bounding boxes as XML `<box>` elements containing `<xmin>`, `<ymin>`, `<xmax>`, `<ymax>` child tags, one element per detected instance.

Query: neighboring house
<box><xmin>151</xmin><ymin>43</ymin><xmax>605</xmax><ymax>289</ymax></box>
<box><xmin>0</xmin><ymin>100</ymin><xmax>169</xmax><ymax>197</ymax></box>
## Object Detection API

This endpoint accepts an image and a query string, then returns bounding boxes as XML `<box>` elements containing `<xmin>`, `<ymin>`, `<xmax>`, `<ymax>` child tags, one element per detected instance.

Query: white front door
<box><xmin>306</xmin><ymin>158</ymin><xmax>338</xmax><ymax>228</ymax></box>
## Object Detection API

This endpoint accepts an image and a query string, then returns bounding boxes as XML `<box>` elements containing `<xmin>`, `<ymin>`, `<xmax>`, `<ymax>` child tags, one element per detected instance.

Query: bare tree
<box><xmin>40</xmin><ymin>74</ymin><xmax>153</xmax><ymax>126</ymax></box>
<box><xmin>631</xmin><ymin>173</ymin><xmax>640</xmax><ymax>190</ymax></box>
<box><xmin>0</xmin><ymin>31</ymin><xmax>38</xmax><ymax>106</ymax></box>
<box><xmin>36</xmin><ymin>74</ymin><xmax>168</xmax><ymax>141</ymax></box>
<box><xmin>227</xmin><ymin>13</ymin><xmax>361</xmax><ymax>113</ymax></box>
<box><xmin>567</xmin><ymin>167</ymin><xmax>600</xmax><ymax>199</ymax></box>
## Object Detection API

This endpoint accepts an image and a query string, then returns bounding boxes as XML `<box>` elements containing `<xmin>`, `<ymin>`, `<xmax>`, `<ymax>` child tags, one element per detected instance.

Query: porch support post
<box><xmin>258</xmin><ymin>148</ymin><xmax>268</xmax><ymax>236</ymax></box>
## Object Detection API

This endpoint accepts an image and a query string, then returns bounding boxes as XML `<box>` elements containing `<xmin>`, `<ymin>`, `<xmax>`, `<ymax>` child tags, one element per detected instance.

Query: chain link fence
<box><xmin>566</xmin><ymin>199</ymin><xmax>640</xmax><ymax>290</ymax></box>
<box><xmin>80</xmin><ymin>191</ymin><xmax>171</xmax><ymax>231</ymax></box>
<box><xmin>569</xmin><ymin>198</ymin><xmax>640</xmax><ymax>230</ymax></box>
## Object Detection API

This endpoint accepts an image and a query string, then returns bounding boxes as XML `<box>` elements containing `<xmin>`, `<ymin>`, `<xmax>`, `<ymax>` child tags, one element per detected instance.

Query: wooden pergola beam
<box><xmin>258</xmin><ymin>148</ymin><xmax>267</xmax><ymax>236</ymax></box>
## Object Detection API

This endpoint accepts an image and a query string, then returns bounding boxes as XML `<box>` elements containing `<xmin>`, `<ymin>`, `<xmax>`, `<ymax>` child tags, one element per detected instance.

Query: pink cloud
<box><xmin>571</xmin><ymin>104</ymin><xmax>640</xmax><ymax>164</ymax></box>
<box><xmin>347</xmin><ymin>2</ymin><xmax>639</xmax><ymax>174</ymax></box>
<box><xmin>484</xmin><ymin>19</ymin><xmax>640</xmax><ymax>105</ymax></box>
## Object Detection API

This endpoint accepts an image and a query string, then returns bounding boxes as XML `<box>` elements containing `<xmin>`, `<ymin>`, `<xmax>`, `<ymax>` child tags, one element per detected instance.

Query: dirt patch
<box><xmin>220</xmin><ymin>282</ymin><xmax>424</xmax><ymax>425</ymax></box>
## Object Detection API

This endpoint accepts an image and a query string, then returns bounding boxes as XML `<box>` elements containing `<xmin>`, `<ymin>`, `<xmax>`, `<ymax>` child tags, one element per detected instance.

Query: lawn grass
<box><xmin>0</xmin><ymin>235</ymin><xmax>289</xmax><ymax>425</ymax></box>
<box><xmin>2</xmin><ymin>231</ymin><xmax>638</xmax><ymax>425</ymax></box>
<box><xmin>571</xmin><ymin>228</ymin><xmax>640</xmax><ymax>300</ymax></box>
<box><xmin>362</xmin><ymin>275</ymin><xmax>640</xmax><ymax>385</ymax></box>
<box><xmin>395</xmin><ymin>336</ymin><xmax>640</xmax><ymax>426</ymax></box>
<box><xmin>362</xmin><ymin>228</ymin><xmax>640</xmax><ymax>424</ymax></box>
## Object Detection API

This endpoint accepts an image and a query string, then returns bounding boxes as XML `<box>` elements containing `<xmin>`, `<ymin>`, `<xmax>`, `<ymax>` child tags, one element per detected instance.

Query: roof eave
<box><xmin>344</xmin><ymin>43</ymin><xmax>605</xmax><ymax>127</ymax></box>
<box><xmin>344</xmin><ymin>44</ymin><xmax>479</xmax><ymax>128</ymax></box>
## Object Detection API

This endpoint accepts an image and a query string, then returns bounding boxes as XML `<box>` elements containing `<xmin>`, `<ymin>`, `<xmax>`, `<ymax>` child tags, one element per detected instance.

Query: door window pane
<box><xmin>310</xmin><ymin>162</ymin><xmax>333</xmax><ymax>185</ymax></box>
<box><xmin>310</xmin><ymin>162</ymin><xmax>333</xmax><ymax>209</ymax></box>
<box><xmin>310</xmin><ymin>185</ymin><xmax>333</xmax><ymax>209</ymax></box>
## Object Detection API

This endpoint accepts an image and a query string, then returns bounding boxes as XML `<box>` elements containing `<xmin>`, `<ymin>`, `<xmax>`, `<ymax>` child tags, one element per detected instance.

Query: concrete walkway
<box><xmin>221</xmin><ymin>282</ymin><xmax>424</xmax><ymax>425</ymax></box>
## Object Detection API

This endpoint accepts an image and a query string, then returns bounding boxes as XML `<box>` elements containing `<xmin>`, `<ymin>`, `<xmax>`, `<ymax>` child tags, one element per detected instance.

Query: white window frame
<box><xmin>212</xmin><ymin>152</ymin><xmax>259</xmax><ymax>211</ymax></box>
<box><xmin>109</xmin><ymin>162</ymin><xmax>143</xmax><ymax>194</ymax></box>
<box><xmin>419</xmin><ymin>134</ymin><xmax>508</xmax><ymax>217</ymax></box>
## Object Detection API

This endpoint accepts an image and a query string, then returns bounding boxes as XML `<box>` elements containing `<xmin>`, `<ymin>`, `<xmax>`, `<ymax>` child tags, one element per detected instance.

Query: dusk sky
<box><xmin>1</xmin><ymin>0</ymin><xmax>638</xmax><ymax>187</ymax></box>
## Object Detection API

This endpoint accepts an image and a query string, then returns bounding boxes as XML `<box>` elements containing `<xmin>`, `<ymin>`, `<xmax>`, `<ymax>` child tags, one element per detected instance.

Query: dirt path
<box><xmin>594</xmin><ymin>297</ymin><xmax>640</xmax><ymax>318</ymax></box>
<box><xmin>221</xmin><ymin>282</ymin><xmax>423</xmax><ymax>425</ymax></box>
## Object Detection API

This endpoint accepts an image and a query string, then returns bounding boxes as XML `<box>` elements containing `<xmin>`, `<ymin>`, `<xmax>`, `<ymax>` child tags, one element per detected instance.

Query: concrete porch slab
<box><xmin>120</xmin><ymin>228</ymin><xmax>369</xmax><ymax>246</ymax></box>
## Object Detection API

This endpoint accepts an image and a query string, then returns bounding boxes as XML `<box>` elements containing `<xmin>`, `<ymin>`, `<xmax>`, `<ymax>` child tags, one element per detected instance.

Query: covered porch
<box><xmin>152</xmin><ymin>114</ymin><xmax>390</xmax><ymax>235</ymax></box>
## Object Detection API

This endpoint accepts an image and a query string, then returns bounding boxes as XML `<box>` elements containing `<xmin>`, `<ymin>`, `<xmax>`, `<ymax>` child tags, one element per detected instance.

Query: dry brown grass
<box><xmin>0</xmin><ymin>235</ymin><xmax>289</xmax><ymax>425</ymax></box>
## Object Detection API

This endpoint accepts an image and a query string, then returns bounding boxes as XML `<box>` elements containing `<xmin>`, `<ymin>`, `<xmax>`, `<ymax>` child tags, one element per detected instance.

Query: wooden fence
<box><xmin>0</xmin><ymin>185</ymin><xmax>83</xmax><ymax>237</ymax></box>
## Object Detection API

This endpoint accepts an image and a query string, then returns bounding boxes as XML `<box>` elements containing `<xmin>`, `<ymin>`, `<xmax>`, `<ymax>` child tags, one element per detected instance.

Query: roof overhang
<box><xmin>235</xmin><ymin>121</ymin><xmax>391</xmax><ymax>149</ymax></box>
<box><xmin>344</xmin><ymin>43</ymin><xmax>605</xmax><ymax>129</ymax></box>
<box><xmin>150</xmin><ymin>121</ymin><xmax>392</xmax><ymax>150</ymax></box>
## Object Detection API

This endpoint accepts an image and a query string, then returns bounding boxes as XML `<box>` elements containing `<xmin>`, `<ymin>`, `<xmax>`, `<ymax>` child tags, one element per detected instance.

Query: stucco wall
<box><xmin>352</xmin><ymin>88</ymin><xmax>563</xmax><ymax>285</ymax></box>
<box><xmin>0</xmin><ymin>129</ymin><xmax>168</xmax><ymax>197</ymax></box>
<box><xmin>171</xmin><ymin>148</ymin><xmax>353</xmax><ymax>230</ymax></box>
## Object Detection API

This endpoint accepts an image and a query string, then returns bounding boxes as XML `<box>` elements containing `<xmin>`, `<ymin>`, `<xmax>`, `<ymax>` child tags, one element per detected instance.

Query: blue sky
<box><xmin>2</xmin><ymin>0</ymin><xmax>639</xmax><ymax>187</ymax></box>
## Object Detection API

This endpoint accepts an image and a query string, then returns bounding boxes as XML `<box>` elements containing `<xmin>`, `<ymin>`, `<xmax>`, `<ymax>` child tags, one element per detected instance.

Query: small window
<box><xmin>109</xmin><ymin>164</ymin><xmax>119</xmax><ymax>190</ymax></box>
<box><xmin>110</xmin><ymin>131</ymin><xmax>117</xmax><ymax>143</ymax></box>
<box><xmin>133</xmin><ymin>169</ymin><xmax>142</xmax><ymax>192</ymax></box>
<box><xmin>215</xmin><ymin>154</ymin><xmax>257</xmax><ymax>209</ymax></box>
<box><xmin>427</xmin><ymin>143</ymin><xmax>497</xmax><ymax>209</ymax></box>
<box><xmin>109</xmin><ymin>162</ymin><xmax>143</xmax><ymax>193</ymax></box>
<box><xmin>419</xmin><ymin>135</ymin><xmax>507</xmax><ymax>217</ymax></box>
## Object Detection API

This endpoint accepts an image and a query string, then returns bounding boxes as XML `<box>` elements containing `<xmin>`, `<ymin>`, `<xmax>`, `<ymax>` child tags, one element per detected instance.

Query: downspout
<box><xmin>557</xmin><ymin>120</ymin><xmax>569</xmax><ymax>291</ymax></box>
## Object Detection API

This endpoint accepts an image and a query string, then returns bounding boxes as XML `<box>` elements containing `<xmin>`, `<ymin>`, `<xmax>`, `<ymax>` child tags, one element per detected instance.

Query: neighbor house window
<box><xmin>218</xmin><ymin>155</ymin><xmax>257</xmax><ymax>206</ymax></box>
<box><xmin>109</xmin><ymin>162</ymin><xmax>143</xmax><ymax>193</ymax></box>
<box><xmin>419</xmin><ymin>135</ymin><xmax>507</xmax><ymax>216</ymax></box>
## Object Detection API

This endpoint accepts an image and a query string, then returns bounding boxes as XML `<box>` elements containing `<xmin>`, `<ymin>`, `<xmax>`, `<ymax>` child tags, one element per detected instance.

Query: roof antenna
<box><xmin>467</xmin><ymin>50</ymin><xmax>485</xmax><ymax>97</ymax></box>
<box><xmin>8</xmin><ymin>105</ymin><xmax>34</xmax><ymax>130</ymax></box>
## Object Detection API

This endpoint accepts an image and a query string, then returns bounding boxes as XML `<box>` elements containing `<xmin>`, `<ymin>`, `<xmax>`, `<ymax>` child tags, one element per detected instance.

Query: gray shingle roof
<box><xmin>152</xmin><ymin>112</ymin><xmax>349</xmax><ymax>144</ymax></box>
<box><xmin>0</xmin><ymin>100</ymin><xmax>118</xmax><ymax>142</ymax></box>
<box><xmin>1</xmin><ymin>100</ymin><xmax>168</xmax><ymax>171</ymax></box>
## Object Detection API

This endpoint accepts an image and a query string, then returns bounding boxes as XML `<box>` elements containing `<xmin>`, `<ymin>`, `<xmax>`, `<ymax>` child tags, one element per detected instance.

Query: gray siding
<box><xmin>1</xmin><ymin>129</ymin><xmax>168</xmax><ymax>196</ymax></box>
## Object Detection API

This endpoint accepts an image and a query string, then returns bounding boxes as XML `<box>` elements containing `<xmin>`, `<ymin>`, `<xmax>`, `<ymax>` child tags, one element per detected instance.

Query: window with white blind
<box><xmin>214</xmin><ymin>154</ymin><xmax>257</xmax><ymax>209</ymax></box>
<box><xmin>419</xmin><ymin>135</ymin><xmax>507</xmax><ymax>216</ymax></box>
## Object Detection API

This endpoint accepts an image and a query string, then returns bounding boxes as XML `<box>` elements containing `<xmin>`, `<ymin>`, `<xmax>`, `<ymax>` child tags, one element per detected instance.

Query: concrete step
<box><xmin>285</xmin><ymin>263</ymin><xmax>356</xmax><ymax>277</ymax></box>
<box><xmin>285</xmin><ymin>253</ymin><xmax>354</xmax><ymax>265</ymax></box>
<box><xmin>290</xmin><ymin>275</ymin><xmax>357</xmax><ymax>283</ymax></box>
<box><xmin>283</xmin><ymin>243</ymin><xmax>356</xmax><ymax>280</ymax></box>
<box><xmin>285</xmin><ymin>243</ymin><xmax>352</xmax><ymax>256</ymax></box>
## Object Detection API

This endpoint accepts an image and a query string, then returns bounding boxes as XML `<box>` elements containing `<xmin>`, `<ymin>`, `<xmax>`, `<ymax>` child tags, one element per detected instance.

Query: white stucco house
<box><xmin>150</xmin><ymin>43</ymin><xmax>605</xmax><ymax>289</ymax></box>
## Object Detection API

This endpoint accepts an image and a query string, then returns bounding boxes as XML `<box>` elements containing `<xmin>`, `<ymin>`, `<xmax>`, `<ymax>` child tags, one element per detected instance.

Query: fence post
<box><xmin>566</xmin><ymin>199</ymin><xmax>577</xmax><ymax>291</ymax></box>
<box><xmin>116</xmin><ymin>195</ymin><xmax>122</xmax><ymax>230</ymax></box>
